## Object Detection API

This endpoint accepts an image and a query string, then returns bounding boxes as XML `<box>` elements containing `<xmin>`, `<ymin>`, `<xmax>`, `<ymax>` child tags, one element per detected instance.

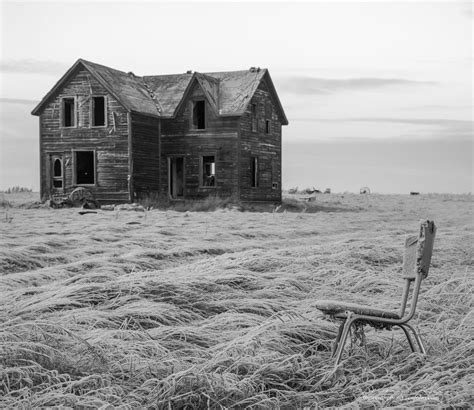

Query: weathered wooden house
<box><xmin>32</xmin><ymin>59</ymin><xmax>288</xmax><ymax>204</ymax></box>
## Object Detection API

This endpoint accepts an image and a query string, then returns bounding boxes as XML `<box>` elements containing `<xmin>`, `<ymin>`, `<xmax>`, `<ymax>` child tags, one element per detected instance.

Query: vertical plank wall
<box><xmin>38</xmin><ymin>67</ymin><xmax>130</xmax><ymax>203</ymax></box>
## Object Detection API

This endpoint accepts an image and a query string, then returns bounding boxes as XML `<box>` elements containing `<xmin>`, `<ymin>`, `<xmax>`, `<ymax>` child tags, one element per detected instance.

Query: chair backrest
<box><xmin>399</xmin><ymin>220</ymin><xmax>436</xmax><ymax>318</ymax></box>
<box><xmin>402</xmin><ymin>220</ymin><xmax>436</xmax><ymax>281</ymax></box>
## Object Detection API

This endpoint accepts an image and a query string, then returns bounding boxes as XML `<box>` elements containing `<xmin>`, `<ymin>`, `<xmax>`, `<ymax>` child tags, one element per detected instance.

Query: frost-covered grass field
<box><xmin>1</xmin><ymin>193</ymin><xmax>473</xmax><ymax>408</ymax></box>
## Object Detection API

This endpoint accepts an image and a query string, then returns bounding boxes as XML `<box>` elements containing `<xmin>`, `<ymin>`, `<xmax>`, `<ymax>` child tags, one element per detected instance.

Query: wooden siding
<box><xmin>131</xmin><ymin>113</ymin><xmax>160</xmax><ymax>200</ymax></box>
<box><xmin>239</xmin><ymin>80</ymin><xmax>282</xmax><ymax>202</ymax></box>
<box><xmin>38</xmin><ymin>67</ymin><xmax>130</xmax><ymax>203</ymax></box>
<box><xmin>160</xmin><ymin>81</ymin><xmax>239</xmax><ymax>199</ymax></box>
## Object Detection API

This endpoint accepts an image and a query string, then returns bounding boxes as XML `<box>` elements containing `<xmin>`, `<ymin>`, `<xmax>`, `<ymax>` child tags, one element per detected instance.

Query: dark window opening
<box><xmin>251</xmin><ymin>157</ymin><xmax>258</xmax><ymax>188</ymax></box>
<box><xmin>202</xmin><ymin>156</ymin><xmax>215</xmax><ymax>187</ymax></box>
<box><xmin>75</xmin><ymin>151</ymin><xmax>95</xmax><ymax>185</ymax></box>
<box><xmin>53</xmin><ymin>158</ymin><xmax>62</xmax><ymax>177</ymax></box>
<box><xmin>169</xmin><ymin>157</ymin><xmax>184</xmax><ymax>199</ymax></box>
<box><xmin>251</xmin><ymin>103</ymin><xmax>257</xmax><ymax>132</ymax></box>
<box><xmin>272</xmin><ymin>182</ymin><xmax>278</xmax><ymax>190</ymax></box>
<box><xmin>63</xmin><ymin>98</ymin><xmax>75</xmax><ymax>127</ymax></box>
<box><xmin>92</xmin><ymin>96</ymin><xmax>106</xmax><ymax>126</ymax></box>
<box><xmin>265</xmin><ymin>120</ymin><xmax>271</xmax><ymax>134</ymax></box>
<box><xmin>193</xmin><ymin>100</ymin><xmax>206</xmax><ymax>129</ymax></box>
<box><xmin>52</xmin><ymin>157</ymin><xmax>63</xmax><ymax>189</ymax></box>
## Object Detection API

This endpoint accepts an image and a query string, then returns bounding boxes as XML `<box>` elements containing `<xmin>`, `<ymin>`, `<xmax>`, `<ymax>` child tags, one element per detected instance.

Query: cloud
<box><xmin>290</xmin><ymin>117</ymin><xmax>473</xmax><ymax>142</ymax></box>
<box><xmin>0</xmin><ymin>97</ymin><xmax>39</xmax><ymax>106</ymax></box>
<box><xmin>278</xmin><ymin>76</ymin><xmax>436</xmax><ymax>95</ymax></box>
<box><xmin>292</xmin><ymin>117</ymin><xmax>472</xmax><ymax>127</ymax></box>
<box><xmin>0</xmin><ymin>59</ymin><xmax>67</xmax><ymax>75</ymax></box>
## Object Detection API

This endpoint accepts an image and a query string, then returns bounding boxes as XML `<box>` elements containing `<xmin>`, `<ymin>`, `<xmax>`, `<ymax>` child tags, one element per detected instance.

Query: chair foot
<box><xmin>404</xmin><ymin>323</ymin><xmax>426</xmax><ymax>354</ymax></box>
<box><xmin>398</xmin><ymin>324</ymin><xmax>416</xmax><ymax>352</ymax></box>
<box><xmin>334</xmin><ymin>312</ymin><xmax>354</xmax><ymax>367</ymax></box>
<box><xmin>331</xmin><ymin>322</ymin><xmax>345</xmax><ymax>357</ymax></box>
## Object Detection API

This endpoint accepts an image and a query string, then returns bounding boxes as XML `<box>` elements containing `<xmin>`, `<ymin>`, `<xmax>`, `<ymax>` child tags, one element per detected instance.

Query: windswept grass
<box><xmin>0</xmin><ymin>194</ymin><xmax>472</xmax><ymax>407</ymax></box>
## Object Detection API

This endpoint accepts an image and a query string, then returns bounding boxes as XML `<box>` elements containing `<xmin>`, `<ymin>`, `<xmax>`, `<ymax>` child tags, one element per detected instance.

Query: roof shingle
<box><xmin>32</xmin><ymin>59</ymin><xmax>288</xmax><ymax>125</ymax></box>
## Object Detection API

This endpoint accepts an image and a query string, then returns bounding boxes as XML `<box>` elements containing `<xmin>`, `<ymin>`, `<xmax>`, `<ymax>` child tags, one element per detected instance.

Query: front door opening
<box><xmin>169</xmin><ymin>157</ymin><xmax>184</xmax><ymax>199</ymax></box>
<box><xmin>75</xmin><ymin>151</ymin><xmax>95</xmax><ymax>185</ymax></box>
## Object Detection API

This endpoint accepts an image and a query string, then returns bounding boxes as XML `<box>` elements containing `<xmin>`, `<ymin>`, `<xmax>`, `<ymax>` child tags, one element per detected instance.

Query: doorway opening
<box><xmin>169</xmin><ymin>157</ymin><xmax>184</xmax><ymax>199</ymax></box>
<box><xmin>75</xmin><ymin>151</ymin><xmax>95</xmax><ymax>185</ymax></box>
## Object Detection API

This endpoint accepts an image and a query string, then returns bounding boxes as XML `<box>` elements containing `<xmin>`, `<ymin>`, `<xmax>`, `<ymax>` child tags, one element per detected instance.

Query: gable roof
<box><xmin>32</xmin><ymin>59</ymin><xmax>288</xmax><ymax>125</ymax></box>
<box><xmin>31</xmin><ymin>59</ymin><xmax>160</xmax><ymax>117</ymax></box>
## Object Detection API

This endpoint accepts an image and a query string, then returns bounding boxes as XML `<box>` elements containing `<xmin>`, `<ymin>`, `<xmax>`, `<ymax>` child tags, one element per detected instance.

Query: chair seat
<box><xmin>315</xmin><ymin>300</ymin><xmax>400</xmax><ymax>319</ymax></box>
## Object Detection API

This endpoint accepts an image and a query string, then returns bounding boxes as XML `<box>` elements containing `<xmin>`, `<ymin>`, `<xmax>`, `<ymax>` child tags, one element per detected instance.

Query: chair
<box><xmin>315</xmin><ymin>220</ymin><xmax>436</xmax><ymax>366</ymax></box>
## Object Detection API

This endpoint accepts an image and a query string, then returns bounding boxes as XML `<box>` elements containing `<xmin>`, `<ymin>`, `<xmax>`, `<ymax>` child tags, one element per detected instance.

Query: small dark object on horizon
<box><xmin>410</xmin><ymin>192</ymin><xmax>420</xmax><ymax>195</ymax></box>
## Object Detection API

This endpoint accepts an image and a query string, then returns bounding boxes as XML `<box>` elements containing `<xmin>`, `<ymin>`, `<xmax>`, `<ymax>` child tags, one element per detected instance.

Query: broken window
<box><xmin>75</xmin><ymin>151</ymin><xmax>95</xmax><ymax>185</ymax></box>
<box><xmin>265</xmin><ymin>120</ymin><xmax>271</xmax><ymax>134</ymax></box>
<box><xmin>193</xmin><ymin>100</ymin><xmax>206</xmax><ymax>129</ymax></box>
<box><xmin>92</xmin><ymin>96</ymin><xmax>106</xmax><ymax>126</ymax></box>
<box><xmin>251</xmin><ymin>103</ymin><xmax>257</xmax><ymax>132</ymax></box>
<box><xmin>201</xmin><ymin>156</ymin><xmax>215</xmax><ymax>187</ymax></box>
<box><xmin>52</xmin><ymin>157</ymin><xmax>63</xmax><ymax>188</ymax></box>
<box><xmin>250</xmin><ymin>157</ymin><xmax>258</xmax><ymax>188</ymax></box>
<box><xmin>63</xmin><ymin>98</ymin><xmax>75</xmax><ymax>127</ymax></box>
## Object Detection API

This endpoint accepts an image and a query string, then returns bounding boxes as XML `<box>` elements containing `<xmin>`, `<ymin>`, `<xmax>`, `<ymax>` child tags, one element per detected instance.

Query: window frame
<box><xmin>265</xmin><ymin>119</ymin><xmax>271</xmax><ymax>134</ymax></box>
<box><xmin>91</xmin><ymin>95</ymin><xmax>107</xmax><ymax>128</ymax></box>
<box><xmin>61</xmin><ymin>96</ymin><xmax>77</xmax><ymax>128</ymax></box>
<box><xmin>51</xmin><ymin>155</ymin><xmax>64</xmax><ymax>190</ymax></box>
<box><xmin>199</xmin><ymin>154</ymin><xmax>217</xmax><ymax>188</ymax></box>
<box><xmin>73</xmin><ymin>150</ymin><xmax>97</xmax><ymax>186</ymax></box>
<box><xmin>191</xmin><ymin>100</ymin><xmax>206</xmax><ymax>130</ymax></box>
<box><xmin>250</xmin><ymin>156</ymin><xmax>259</xmax><ymax>188</ymax></box>
<box><xmin>251</xmin><ymin>103</ymin><xmax>257</xmax><ymax>133</ymax></box>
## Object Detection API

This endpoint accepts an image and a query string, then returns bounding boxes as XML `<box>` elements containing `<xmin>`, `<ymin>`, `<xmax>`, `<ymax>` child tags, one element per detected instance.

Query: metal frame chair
<box><xmin>315</xmin><ymin>220</ymin><xmax>436</xmax><ymax>366</ymax></box>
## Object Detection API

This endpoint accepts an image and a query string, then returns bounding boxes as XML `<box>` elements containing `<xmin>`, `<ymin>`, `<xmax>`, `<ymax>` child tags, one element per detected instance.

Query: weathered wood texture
<box><xmin>38</xmin><ymin>67</ymin><xmax>130</xmax><ymax>203</ymax></box>
<box><xmin>160</xmin><ymin>81</ymin><xmax>240</xmax><ymax>200</ymax></box>
<box><xmin>131</xmin><ymin>113</ymin><xmax>160</xmax><ymax>200</ymax></box>
<box><xmin>239</xmin><ymin>79</ymin><xmax>282</xmax><ymax>202</ymax></box>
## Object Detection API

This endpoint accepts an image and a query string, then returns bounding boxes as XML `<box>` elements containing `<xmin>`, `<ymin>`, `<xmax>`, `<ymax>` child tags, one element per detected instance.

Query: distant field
<box><xmin>1</xmin><ymin>193</ymin><xmax>472</xmax><ymax>408</ymax></box>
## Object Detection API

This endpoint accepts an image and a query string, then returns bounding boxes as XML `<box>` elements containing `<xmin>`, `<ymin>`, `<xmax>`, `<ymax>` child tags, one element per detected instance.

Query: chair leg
<box><xmin>331</xmin><ymin>322</ymin><xmax>345</xmax><ymax>356</ymax></box>
<box><xmin>334</xmin><ymin>313</ymin><xmax>354</xmax><ymax>367</ymax></box>
<box><xmin>398</xmin><ymin>324</ymin><xmax>416</xmax><ymax>352</ymax></box>
<box><xmin>404</xmin><ymin>323</ymin><xmax>426</xmax><ymax>354</ymax></box>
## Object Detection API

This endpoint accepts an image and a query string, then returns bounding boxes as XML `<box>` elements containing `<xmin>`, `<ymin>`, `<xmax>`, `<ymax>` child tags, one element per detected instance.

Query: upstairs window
<box><xmin>265</xmin><ymin>120</ymin><xmax>271</xmax><ymax>134</ymax></box>
<box><xmin>250</xmin><ymin>156</ymin><xmax>258</xmax><ymax>188</ymax></box>
<box><xmin>192</xmin><ymin>100</ymin><xmax>206</xmax><ymax>129</ymax></box>
<box><xmin>92</xmin><ymin>96</ymin><xmax>106</xmax><ymax>126</ymax></box>
<box><xmin>201</xmin><ymin>155</ymin><xmax>215</xmax><ymax>187</ymax></box>
<box><xmin>251</xmin><ymin>103</ymin><xmax>257</xmax><ymax>132</ymax></box>
<box><xmin>62</xmin><ymin>98</ymin><xmax>75</xmax><ymax>127</ymax></box>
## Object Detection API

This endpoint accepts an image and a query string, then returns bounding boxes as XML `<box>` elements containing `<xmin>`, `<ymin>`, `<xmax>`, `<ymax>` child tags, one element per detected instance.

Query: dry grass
<box><xmin>0</xmin><ymin>193</ymin><xmax>472</xmax><ymax>408</ymax></box>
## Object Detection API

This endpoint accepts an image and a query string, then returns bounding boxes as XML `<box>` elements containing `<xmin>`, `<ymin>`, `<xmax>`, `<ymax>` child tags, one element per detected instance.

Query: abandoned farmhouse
<box><xmin>32</xmin><ymin>59</ymin><xmax>288</xmax><ymax>204</ymax></box>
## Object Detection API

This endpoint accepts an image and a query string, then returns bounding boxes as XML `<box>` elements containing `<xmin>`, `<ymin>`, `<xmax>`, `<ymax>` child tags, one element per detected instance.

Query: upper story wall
<box><xmin>38</xmin><ymin>67</ymin><xmax>130</xmax><ymax>201</ymax></box>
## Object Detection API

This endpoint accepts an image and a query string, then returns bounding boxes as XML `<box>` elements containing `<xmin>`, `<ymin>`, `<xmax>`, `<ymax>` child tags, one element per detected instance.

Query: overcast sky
<box><xmin>0</xmin><ymin>0</ymin><xmax>472</xmax><ymax>193</ymax></box>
